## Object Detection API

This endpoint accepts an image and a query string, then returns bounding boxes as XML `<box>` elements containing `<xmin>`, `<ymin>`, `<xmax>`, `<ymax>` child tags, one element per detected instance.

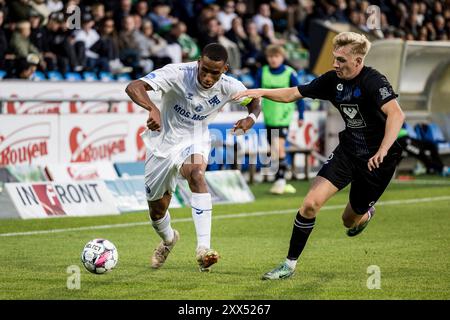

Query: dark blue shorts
<box><xmin>317</xmin><ymin>144</ymin><xmax>402</xmax><ymax>215</ymax></box>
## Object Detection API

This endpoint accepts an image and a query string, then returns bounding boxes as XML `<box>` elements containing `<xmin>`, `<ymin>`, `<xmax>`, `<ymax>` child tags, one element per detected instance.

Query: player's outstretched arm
<box><xmin>125</xmin><ymin>79</ymin><xmax>161</xmax><ymax>131</ymax></box>
<box><xmin>368</xmin><ymin>99</ymin><xmax>405</xmax><ymax>171</ymax></box>
<box><xmin>232</xmin><ymin>87</ymin><xmax>302</xmax><ymax>103</ymax></box>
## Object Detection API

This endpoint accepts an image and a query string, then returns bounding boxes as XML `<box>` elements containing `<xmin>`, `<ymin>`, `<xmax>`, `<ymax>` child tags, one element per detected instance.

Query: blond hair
<box><xmin>265</xmin><ymin>44</ymin><xmax>286</xmax><ymax>57</ymax></box>
<box><xmin>333</xmin><ymin>32</ymin><xmax>371</xmax><ymax>57</ymax></box>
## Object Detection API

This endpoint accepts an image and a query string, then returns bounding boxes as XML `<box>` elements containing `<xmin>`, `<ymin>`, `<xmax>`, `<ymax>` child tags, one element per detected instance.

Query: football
<box><xmin>81</xmin><ymin>239</ymin><xmax>118</xmax><ymax>274</ymax></box>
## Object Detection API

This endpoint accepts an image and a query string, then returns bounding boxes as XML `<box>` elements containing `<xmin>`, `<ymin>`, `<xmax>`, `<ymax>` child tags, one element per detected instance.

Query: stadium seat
<box><xmin>0</xmin><ymin>70</ymin><xmax>6</xmax><ymax>79</ymax></box>
<box><xmin>83</xmin><ymin>71</ymin><xmax>98</xmax><ymax>81</ymax></box>
<box><xmin>47</xmin><ymin>71</ymin><xmax>64</xmax><ymax>81</ymax></box>
<box><xmin>32</xmin><ymin>71</ymin><xmax>46</xmax><ymax>81</ymax></box>
<box><xmin>115</xmin><ymin>73</ymin><xmax>131</xmax><ymax>81</ymax></box>
<box><xmin>414</xmin><ymin>122</ymin><xmax>450</xmax><ymax>154</ymax></box>
<box><xmin>65</xmin><ymin>72</ymin><xmax>82</xmax><ymax>81</ymax></box>
<box><xmin>404</xmin><ymin>122</ymin><xmax>418</xmax><ymax>139</ymax></box>
<box><xmin>99</xmin><ymin>71</ymin><xmax>114</xmax><ymax>82</ymax></box>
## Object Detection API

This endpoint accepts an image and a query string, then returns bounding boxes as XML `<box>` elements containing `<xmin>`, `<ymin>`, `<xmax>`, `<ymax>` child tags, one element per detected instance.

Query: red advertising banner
<box><xmin>0</xmin><ymin>115</ymin><xmax>59</xmax><ymax>167</ymax></box>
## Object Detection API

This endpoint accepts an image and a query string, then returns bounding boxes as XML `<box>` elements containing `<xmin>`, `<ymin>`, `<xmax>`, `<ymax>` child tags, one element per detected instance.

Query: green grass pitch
<box><xmin>1</xmin><ymin>177</ymin><xmax>449</xmax><ymax>300</ymax></box>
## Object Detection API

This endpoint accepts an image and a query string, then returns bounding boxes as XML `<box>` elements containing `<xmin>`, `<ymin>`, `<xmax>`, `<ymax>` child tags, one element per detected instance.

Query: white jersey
<box><xmin>139</xmin><ymin>61</ymin><xmax>250</xmax><ymax>157</ymax></box>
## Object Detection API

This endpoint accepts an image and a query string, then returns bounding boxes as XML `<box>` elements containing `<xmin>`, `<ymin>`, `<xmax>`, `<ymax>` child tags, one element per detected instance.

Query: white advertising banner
<box><xmin>59</xmin><ymin>114</ymin><xmax>147</xmax><ymax>163</ymax></box>
<box><xmin>0</xmin><ymin>115</ymin><xmax>59</xmax><ymax>167</ymax></box>
<box><xmin>46</xmin><ymin>161</ymin><xmax>119</xmax><ymax>181</ymax></box>
<box><xmin>5</xmin><ymin>181</ymin><xmax>119</xmax><ymax>219</ymax></box>
<box><xmin>0</xmin><ymin>81</ymin><xmax>160</xmax><ymax>114</ymax></box>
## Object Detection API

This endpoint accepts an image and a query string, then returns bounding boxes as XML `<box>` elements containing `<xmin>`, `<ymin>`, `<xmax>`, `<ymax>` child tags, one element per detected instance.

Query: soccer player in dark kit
<box><xmin>233</xmin><ymin>32</ymin><xmax>406</xmax><ymax>280</ymax></box>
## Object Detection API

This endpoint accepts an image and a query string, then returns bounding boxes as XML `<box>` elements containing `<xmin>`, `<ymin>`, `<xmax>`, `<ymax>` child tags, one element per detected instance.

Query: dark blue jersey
<box><xmin>298</xmin><ymin>66</ymin><xmax>399</xmax><ymax>158</ymax></box>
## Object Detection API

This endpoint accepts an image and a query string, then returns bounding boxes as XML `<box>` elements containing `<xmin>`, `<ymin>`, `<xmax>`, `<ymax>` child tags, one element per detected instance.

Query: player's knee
<box><xmin>188</xmin><ymin>169</ymin><xmax>206</xmax><ymax>187</ymax></box>
<box><xmin>301</xmin><ymin>198</ymin><xmax>320</xmax><ymax>218</ymax></box>
<box><xmin>149</xmin><ymin>209</ymin><xmax>165</xmax><ymax>221</ymax></box>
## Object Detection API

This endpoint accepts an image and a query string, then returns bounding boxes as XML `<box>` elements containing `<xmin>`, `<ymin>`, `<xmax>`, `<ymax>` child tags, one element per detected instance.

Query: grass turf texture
<box><xmin>0</xmin><ymin>177</ymin><xmax>449</xmax><ymax>300</ymax></box>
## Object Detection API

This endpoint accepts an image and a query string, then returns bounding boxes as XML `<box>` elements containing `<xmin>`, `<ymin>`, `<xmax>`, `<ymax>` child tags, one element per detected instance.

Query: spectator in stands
<box><xmin>217</xmin><ymin>0</ymin><xmax>237</xmax><ymax>32</ymax></box>
<box><xmin>148</xmin><ymin>1</ymin><xmax>178</xmax><ymax>35</ymax></box>
<box><xmin>133</xmin><ymin>0</ymin><xmax>149</xmax><ymax>20</ymax></box>
<box><xmin>256</xmin><ymin>44</ymin><xmax>304</xmax><ymax>195</ymax></box>
<box><xmin>91</xmin><ymin>2</ymin><xmax>106</xmax><ymax>26</ymax></box>
<box><xmin>198</xmin><ymin>17</ymin><xmax>220</xmax><ymax>49</ymax></box>
<box><xmin>118</xmin><ymin>14</ymin><xmax>142</xmax><ymax>76</ymax></box>
<box><xmin>9</xmin><ymin>20</ymin><xmax>44</xmax><ymax>68</ymax></box>
<box><xmin>169</xmin><ymin>21</ymin><xmax>200</xmax><ymax>62</ymax></box>
<box><xmin>29</xmin><ymin>0</ymin><xmax>50</xmax><ymax>25</ymax></box>
<box><xmin>5</xmin><ymin>52</ymin><xmax>39</xmax><ymax>79</ymax></box>
<box><xmin>245</xmin><ymin>20</ymin><xmax>264</xmax><ymax>68</ymax></box>
<box><xmin>73</xmin><ymin>12</ymin><xmax>105</xmax><ymax>72</ymax></box>
<box><xmin>46</xmin><ymin>0</ymin><xmax>63</xmax><ymax>13</ymax></box>
<box><xmin>114</xmin><ymin>0</ymin><xmax>132</xmax><ymax>31</ymax></box>
<box><xmin>137</xmin><ymin>19</ymin><xmax>181</xmax><ymax>71</ymax></box>
<box><xmin>234</xmin><ymin>0</ymin><xmax>252</xmax><ymax>23</ymax></box>
<box><xmin>253</xmin><ymin>3</ymin><xmax>275</xmax><ymax>35</ymax></box>
<box><xmin>44</xmin><ymin>11</ymin><xmax>84</xmax><ymax>73</ymax></box>
<box><xmin>94</xmin><ymin>17</ymin><xmax>131</xmax><ymax>74</ymax></box>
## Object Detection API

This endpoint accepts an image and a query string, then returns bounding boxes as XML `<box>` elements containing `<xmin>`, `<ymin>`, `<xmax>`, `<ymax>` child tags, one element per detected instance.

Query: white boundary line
<box><xmin>1</xmin><ymin>195</ymin><xmax>450</xmax><ymax>237</ymax></box>
<box><xmin>392</xmin><ymin>179</ymin><xmax>450</xmax><ymax>185</ymax></box>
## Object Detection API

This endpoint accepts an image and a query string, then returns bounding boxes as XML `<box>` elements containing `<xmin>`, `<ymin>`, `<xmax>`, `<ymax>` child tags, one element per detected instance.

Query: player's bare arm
<box><xmin>232</xmin><ymin>87</ymin><xmax>302</xmax><ymax>103</ymax></box>
<box><xmin>125</xmin><ymin>79</ymin><xmax>161</xmax><ymax>131</ymax></box>
<box><xmin>368</xmin><ymin>99</ymin><xmax>405</xmax><ymax>171</ymax></box>
<box><xmin>233</xmin><ymin>97</ymin><xmax>261</xmax><ymax>133</ymax></box>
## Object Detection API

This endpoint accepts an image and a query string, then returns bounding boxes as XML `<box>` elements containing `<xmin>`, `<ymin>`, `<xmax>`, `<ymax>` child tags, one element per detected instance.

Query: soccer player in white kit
<box><xmin>125</xmin><ymin>43</ymin><xmax>261</xmax><ymax>272</ymax></box>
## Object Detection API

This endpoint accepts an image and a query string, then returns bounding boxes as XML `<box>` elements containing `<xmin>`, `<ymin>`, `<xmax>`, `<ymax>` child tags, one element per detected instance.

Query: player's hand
<box><xmin>232</xmin><ymin>89</ymin><xmax>264</xmax><ymax>101</ymax></box>
<box><xmin>232</xmin><ymin>116</ymin><xmax>255</xmax><ymax>135</ymax></box>
<box><xmin>368</xmin><ymin>148</ymin><xmax>388</xmax><ymax>171</ymax></box>
<box><xmin>147</xmin><ymin>108</ymin><xmax>161</xmax><ymax>131</ymax></box>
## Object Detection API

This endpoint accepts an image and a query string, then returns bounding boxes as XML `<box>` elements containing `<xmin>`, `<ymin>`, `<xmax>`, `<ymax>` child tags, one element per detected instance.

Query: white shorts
<box><xmin>144</xmin><ymin>142</ymin><xmax>210</xmax><ymax>201</ymax></box>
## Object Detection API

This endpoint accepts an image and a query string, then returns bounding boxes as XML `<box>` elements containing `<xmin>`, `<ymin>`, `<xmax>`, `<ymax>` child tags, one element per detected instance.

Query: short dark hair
<box><xmin>201</xmin><ymin>43</ymin><xmax>228</xmax><ymax>63</ymax></box>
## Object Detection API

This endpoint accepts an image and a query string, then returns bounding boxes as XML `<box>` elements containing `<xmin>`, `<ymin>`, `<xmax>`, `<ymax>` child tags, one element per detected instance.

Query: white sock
<box><xmin>191</xmin><ymin>192</ymin><xmax>212</xmax><ymax>250</ymax></box>
<box><xmin>285</xmin><ymin>258</ymin><xmax>297</xmax><ymax>270</ymax></box>
<box><xmin>151</xmin><ymin>211</ymin><xmax>174</xmax><ymax>244</ymax></box>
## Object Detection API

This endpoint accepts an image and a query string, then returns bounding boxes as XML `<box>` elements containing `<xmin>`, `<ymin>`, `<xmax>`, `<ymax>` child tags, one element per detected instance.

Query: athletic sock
<box><xmin>275</xmin><ymin>158</ymin><xmax>287</xmax><ymax>180</ymax></box>
<box><xmin>151</xmin><ymin>211</ymin><xmax>175</xmax><ymax>244</ymax></box>
<box><xmin>191</xmin><ymin>192</ymin><xmax>212</xmax><ymax>250</ymax></box>
<box><xmin>287</xmin><ymin>211</ymin><xmax>316</xmax><ymax>261</ymax></box>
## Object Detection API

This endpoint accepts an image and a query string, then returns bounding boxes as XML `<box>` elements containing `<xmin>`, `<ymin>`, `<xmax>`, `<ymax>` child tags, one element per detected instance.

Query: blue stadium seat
<box><xmin>99</xmin><ymin>71</ymin><xmax>114</xmax><ymax>82</ymax></box>
<box><xmin>404</xmin><ymin>122</ymin><xmax>417</xmax><ymax>139</ymax></box>
<box><xmin>32</xmin><ymin>71</ymin><xmax>46</xmax><ymax>80</ymax></box>
<box><xmin>0</xmin><ymin>70</ymin><xmax>6</xmax><ymax>79</ymax></box>
<box><xmin>47</xmin><ymin>70</ymin><xmax>64</xmax><ymax>81</ymax></box>
<box><xmin>115</xmin><ymin>73</ymin><xmax>131</xmax><ymax>81</ymax></box>
<box><xmin>65</xmin><ymin>72</ymin><xmax>82</xmax><ymax>81</ymax></box>
<box><xmin>83</xmin><ymin>71</ymin><xmax>98</xmax><ymax>81</ymax></box>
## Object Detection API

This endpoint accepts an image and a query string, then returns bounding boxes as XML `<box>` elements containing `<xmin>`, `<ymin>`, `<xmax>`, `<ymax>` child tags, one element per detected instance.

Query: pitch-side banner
<box><xmin>0</xmin><ymin>115</ymin><xmax>59</xmax><ymax>167</ymax></box>
<box><xmin>46</xmin><ymin>161</ymin><xmax>119</xmax><ymax>181</ymax></box>
<box><xmin>5</xmin><ymin>181</ymin><xmax>119</xmax><ymax>219</ymax></box>
<box><xmin>0</xmin><ymin>81</ymin><xmax>160</xmax><ymax>114</ymax></box>
<box><xmin>59</xmin><ymin>114</ymin><xmax>146</xmax><ymax>163</ymax></box>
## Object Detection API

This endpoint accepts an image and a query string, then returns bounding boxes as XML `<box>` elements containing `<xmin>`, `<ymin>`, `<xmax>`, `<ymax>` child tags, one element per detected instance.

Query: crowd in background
<box><xmin>0</xmin><ymin>0</ymin><xmax>449</xmax><ymax>80</ymax></box>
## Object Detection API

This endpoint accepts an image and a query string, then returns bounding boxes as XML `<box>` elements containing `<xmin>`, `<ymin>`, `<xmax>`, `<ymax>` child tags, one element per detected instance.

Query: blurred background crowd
<box><xmin>0</xmin><ymin>0</ymin><xmax>449</xmax><ymax>80</ymax></box>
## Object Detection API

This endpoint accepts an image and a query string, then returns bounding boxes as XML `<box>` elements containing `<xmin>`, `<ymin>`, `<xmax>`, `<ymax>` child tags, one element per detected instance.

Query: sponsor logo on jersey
<box><xmin>340</xmin><ymin>104</ymin><xmax>367</xmax><ymax>128</ymax></box>
<box><xmin>173</xmin><ymin>104</ymin><xmax>208</xmax><ymax>121</ymax></box>
<box><xmin>337</xmin><ymin>83</ymin><xmax>343</xmax><ymax>91</ymax></box>
<box><xmin>207</xmin><ymin>95</ymin><xmax>221</xmax><ymax>106</ymax></box>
